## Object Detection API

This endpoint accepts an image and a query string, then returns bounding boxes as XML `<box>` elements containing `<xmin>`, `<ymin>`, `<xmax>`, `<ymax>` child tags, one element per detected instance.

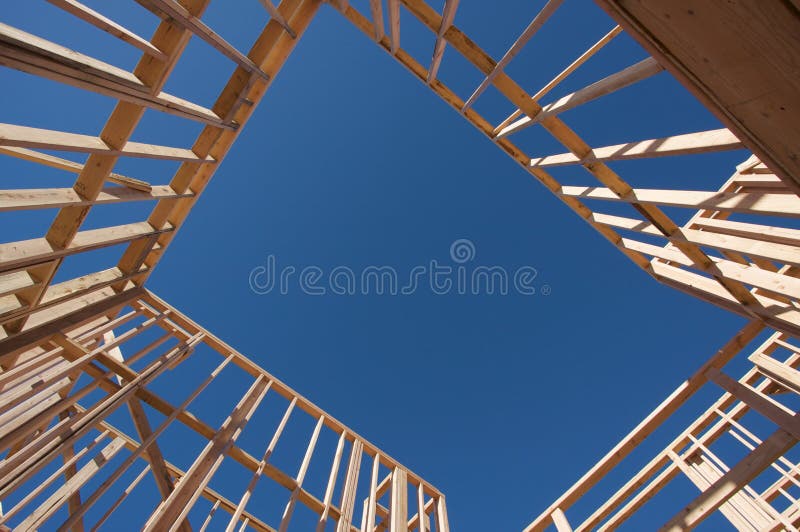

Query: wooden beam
<box><xmin>551</xmin><ymin>508</ymin><xmax>572</xmax><ymax>532</ymax></box>
<box><xmin>560</xmin><ymin>186</ymin><xmax>800</xmax><ymax>218</ymax></box>
<box><xmin>670</xmin><ymin>450</ymin><xmax>770</xmax><ymax>530</ymax></box>
<box><xmin>0</xmin><ymin>146</ymin><xmax>151</xmax><ymax>191</ymax></box>
<box><xmin>341</xmin><ymin>1</ymin><xmax>651</xmax><ymax>278</ymax></box>
<box><xmin>462</xmin><ymin>0</ymin><xmax>563</xmax><ymax>111</ymax></box>
<box><xmin>750</xmin><ymin>352</ymin><xmax>800</xmax><ymax>397</ymax></box>
<box><xmin>616</xmin><ymin>238</ymin><xmax>800</xmax><ymax>301</ymax></box>
<box><xmin>0</xmin><ymin>185</ymin><xmax>190</xmax><ymax>211</ymax></box>
<box><xmin>595</xmin><ymin>0</ymin><xmax>800</xmax><ymax>194</ymax></box>
<box><xmin>390</xmin><ymin>468</ymin><xmax>408</xmax><ymax>532</ymax></box>
<box><xmin>16</xmin><ymin>437</ymin><xmax>128</xmax><ymax>530</ymax></box>
<box><xmin>88</xmin><ymin>413</ymin><xmax>279</xmax><ymax>532</ymax></box>
<box><xmin>59</xmin><ymin>411</ymin><xmax>86</xmax><ymax>532</ymax></box>
<box><xmin>662</xmin><ymin>429</ymin><xmax>797</xmax><ymax>531</ymax></box>
<box><xmin>0</xmin><ymin>429</ymin><xmax>107</xmax><ymax>528</ymax></box>
<box><xmin>119</xmin><ymin>0</ymin><xmax>319</xmax><ymax>291</ymax></box>
<box><xmin>496</xmin><ymin>57</ymin><xmax>663</xmax><ymax>138</ymax></box>
<box><xmin>126</xmin><ymin>399</ymin><xmax>178</xmax><ymax>503</ymax></box>
<box><xmin>494</xmin><ymin>25</ymin><xmax>622</xmax><ymax>135</ymax></box>
<box><xmin>136</xmin><ymin>0</ymin><xmax>270</xmax><ymax>80</ymax></box>
<box><xmin>387</xmin><ymin>0</ymin><xmax>400</xmax><ymax>54</ymax></box>
<box><xmin>91</xmin><ymin>465</ymin><xmax>152</xmax><ymax>531</ymax></box>
<box><xmin>532</xmin><ymin>128</ymin><xmax>743</xmax><ymax>167</ymax></box>
<box><xmin>0</xmin><ymin>271</ymin><xmax>40</xmax><ymax>299</ymax></box>
<box><xmin>336</xmin><ymin>440</ymin><xmax>363</xmax><ymax>532</ymax></box>
<box><xmin>426</xmin><ymin>0</ymin><xmax>459</xmax><ymax>83</ymax></box>
<box><xmin>650</xmin><ymin>261</ymin><xmax>800</xmax><ymax>337</ymax></box>
<box><xmin>142</xmin><ymin>376</ymin><xmax>270</xmax><ymax>531</ymax></box>
<box><xmin>0</xmin><ymin>288</ymin><xmax>142</xmax><ymax>364</ymax></box>
<box><xmin>677</xmin><ymin>228</ymin><xmax>800</xmax><ymax>268</ymax></box>
<box><xmin>227</xmin><ymin>397</ymin><xmax>297</xmax><ymax>532</ymax></box>
<box><xmin>692</xmin><ymin>217</ymin><xmax>800</xmax><ymax>248</ymax></box>
<box><xmin>396</xmin><ymin>0</ymin><xmax>756</xmax><ymax>314</ymax></box>
<box><xmin>368</xmin><ymin>0</ymin><xmax>385</xmax><ymax>41</ymax></box>
<box><xmin>0</xmin><ymin>22</ymin><xmax>141</xmax><ymax>89</ymax></box>
<box><xmin>56</xmin><ymin>349</ymin><xmax>231</xmax><ymax>532</ymax></box>
<box><xmin>257</xmin><ymin>0</ymin><xmax>297</xmax><ymax>38</ymax></box>
<box><xmin>0</xmin><ymin>222</ymin><xmax>173</xmax><ymax>274</ymax></box>
<box><xmin>4</xmin><ymin>0</ymin><xmax>211</xmax><ymax>339</ymax></box>
<box><xmin>45</xmin><ymin>0</ymin><xmax>167</xmax><ymax>60</ymax></box>
<box><xmin>434</xmin><ymin>496</ymin><xmax>449</xmax><ymax>532</ymax></box>
<box><xmin>595</xmin><ymin>212</ymin><xmax>800</xmax><ymax>251</ymax></box>
<box><xmin>0</xmin><ymin>24</ymin><xmax>233</xmax><ymax>129</ymax></box>
<box><xmin>0</xmin><ymin>123</ymin><xmax>216</xmax><ymax>163</ymax></box>
<box><xmin>0</xmin><ymin>267</ymin><xmax>149</xmax><ymax>328</ymax></box>
<box><xmin>706</xmin><ymin>368</ymin><xmax>800</xmax><ymax>440</ymax></box>
<box><xmin>316</xmin><ymin>431</ymin><xmax>347</xmax><ymax>532</ymax></box>
<box><xmin>577</xmin><ymin>336</ymin><xmax>792</xmax><ymax>532</ymax></box>
<box><xmin>523</xmin><ymin>321</ymin><xmax>764</xmax><ymax>531</ymax></box>
<box><xmin>277</xmin><ymin>415</ymin><xmax>324</xmax><ymax>532</ymax></box>
<box><xmin>139</xmin><ymin>289</ymin><xmax>443</xmax><ymax>498</ymax></box>
<box><xmin>0</xmin><ymin>339</ymin><xmax>186</xmax><ymax>500</ymax></box>
<box><xmin>366</xmin><ymin>453</ymin><xmax>382</xmax><ymax>532</ymax></box>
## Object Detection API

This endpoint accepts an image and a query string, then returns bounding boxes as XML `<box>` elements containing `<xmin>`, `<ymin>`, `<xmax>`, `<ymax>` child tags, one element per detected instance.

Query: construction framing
<box><xmin>0</xmin><ymin>0</ymin><xmax>798</xmax><ymax>530</ymax></box>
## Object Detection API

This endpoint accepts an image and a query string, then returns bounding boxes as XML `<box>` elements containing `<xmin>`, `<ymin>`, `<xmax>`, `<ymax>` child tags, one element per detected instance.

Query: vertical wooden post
<box><xmin>390</xmin><ymin>467</ymin><xmax>408</xmax><ymax>532</ymax></box>
<box><xmin>551</xmin><ymin>508</ymin><xmax>572</xmax><ymax>532</ymax></box>
<box><xmin>277</xmin><ymin>415</ymin><xmax>324</xmax><ymax>532</ymax></box>
<box><xmin>337</xmin><ymin>440</ymin><xmax>363</xmax><ymax>532</ymax></box>
<box><xmin>59</xmin><ymin>410</ymin><xmax>85</xmax><ymax>532</ymax></box>
<box><xmin>142</xmin><ymin>376</ymin><xmax>270</xmax><ymax>531</ymax></box>
<box><xmin>434</xmin><ymin>495</ymin><xmax>450</xmax><ymax>532</ymax></box>
<box><xmin>317</xmin><ymin>431</ymin><xmax>347</xmax><ymax>532</ymax></box>
<box><xmin>416</xmin><ymin>483</ymin><xmax>428</xmax><ymax>532</ymax></box>
<box><xmin>366</xmin><ymin>453</ymin><xmax>381</xmax><ymax>532</ymax></box>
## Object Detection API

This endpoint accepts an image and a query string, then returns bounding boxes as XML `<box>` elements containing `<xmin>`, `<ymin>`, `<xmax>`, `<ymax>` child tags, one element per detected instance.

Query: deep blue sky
<box><xmin>2</xmin><ymin>1</ymin><xmax>758</xmax><ymax>530</ymax></box>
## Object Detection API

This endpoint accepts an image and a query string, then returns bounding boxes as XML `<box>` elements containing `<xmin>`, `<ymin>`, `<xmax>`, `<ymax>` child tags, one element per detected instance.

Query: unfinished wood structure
<box><xmin>0</xmin><ymin>290</ymin><xmax>447</xmax><ymax>530</ymax></box>
<box><xmin>0</xmin><ymin>0</ymin><xmax>798</xmax><ymax>529</ymax></box>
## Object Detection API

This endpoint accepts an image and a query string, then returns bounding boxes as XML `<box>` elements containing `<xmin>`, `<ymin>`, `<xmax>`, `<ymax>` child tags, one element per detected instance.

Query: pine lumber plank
<box><xmin>561</xmin><ymin>186</ymin><xmax>800</xmax><ymax>218</ymax></box>
<box><xmin>496</xmin><ymin>57</ymin><xmax>663</xmax><ymax>138</ymax></box>
<box><xmin>0</xmin><ymin>123</ymin><xmax>216</xmax><ymax>163</ymax></box>
<box><xmin>494</xmin><ymin>25</ymin><xmax>622</xmax><ymax>134</ymax></box>
<box><xmin>531</xmin><ymin>128</ymin><xmax>743</xmax><ymax>166</ymax></box>
<box><xmin>0</xmin><ymin>146</ymin><xmax>152</xmax><ymax>191</ymax></box>
<box><xmin>45</xmin><ymin>0</ymin><xmax>167</xmax><ymax>60</ymax></box>
<box><xmin>463</xmin><ymin>0</ymin><xmax>562</xmax><ymax>111</ymax></box>
<box><xmin>0</xmin><ymin>185</ymin><xmax>190</xmax><ymax>211</ymax></box>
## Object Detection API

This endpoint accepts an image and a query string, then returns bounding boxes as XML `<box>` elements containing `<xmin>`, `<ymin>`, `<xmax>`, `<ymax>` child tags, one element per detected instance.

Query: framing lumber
<box><xmin>462</xmin><ymin>0</ymin><xmax>563</xmax><ymax>111</ymax></box>
<box><xmin>495</xmin><ymin>24</ymin><xmax>622</xmax><ymax>135</ymax></box>
<box><xmin>496</xmin><ymin>57</ymin><xmax>663</xmax><ymax>138</ymax></box>
<box><xmin>595</xmin><ymin>0</ymin><xmax>800</xmax><ymax>194</ymax></box>
<box><xmin>532</xmin><ymin>128</ymin><xmax>743</xmax><ymax>166</ymax></box>
<box><xmin>257</xmin><ymin>0</ymin><xmax>297</xmax><ymax>38</ymax></box>
<box><xmin>2</xmin><ymin>1</ymin><xmax>799</xmax><ymax>530</ymax></box>
<box><xmin>0</xmin><ymin>123</ymin><xmax>215</xmax><ymax>163</ymax></box>
<box><xmin>0</xmin><ymin>146</ymin><xmax>151</xmax><ymax>191</ymax></box>
<box><xmin>136</xmin><ymin>0</ymin><xmax>270</xmax><ymax>80</ymax></box>
<box><xmin>0</xmin><ymin>24</ymin><xmax>232</xmax><ymax>128</ymax></box>
<box><xmin>426</xmin><ymin>0</ymin><xmax>459</xmax><ymax>83</ymax></box>
<box><xmin>45</xmin><ymin>0</ymin><xmax>167</xmax><ymax>61</ymax></box>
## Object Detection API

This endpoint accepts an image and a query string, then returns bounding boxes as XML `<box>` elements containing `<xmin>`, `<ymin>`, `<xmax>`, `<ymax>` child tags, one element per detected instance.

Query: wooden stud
<box><xmin>462</xmin><ymin>0</ymin><xmax>563</xmax><ymax>111</ymax></box>
<box><xmin>45</xmin><ymin>0</ymin><xmax>167</xmax><ymax>60</ymax></box>
<box><xmin>426</xmin><ymin>0</ymin><xmax>459</xmax><ymax>83</ymax></box>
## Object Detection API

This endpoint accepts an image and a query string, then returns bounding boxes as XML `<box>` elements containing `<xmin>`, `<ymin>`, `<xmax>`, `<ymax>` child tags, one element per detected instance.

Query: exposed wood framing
<box><xmin>526</xmin><ymin>329</ymin><xmax>800</xmax><ymax>531</ymax></box>
<box><xmin>0</xmin><ymin>290</ymin><xmax>444</xmax><ymax>530</ymax></box>
<box><xmin>1</xmin><ymin>1</ymin><xmax>798</xmax><ymax>530</ymax></box>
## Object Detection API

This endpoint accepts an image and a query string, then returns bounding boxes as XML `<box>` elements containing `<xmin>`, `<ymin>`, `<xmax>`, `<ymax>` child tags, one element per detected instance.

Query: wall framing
<box><xmin>0</xmin><ymin>0</ymin><xmax>798</xmax><ymax>530</ymax></box>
